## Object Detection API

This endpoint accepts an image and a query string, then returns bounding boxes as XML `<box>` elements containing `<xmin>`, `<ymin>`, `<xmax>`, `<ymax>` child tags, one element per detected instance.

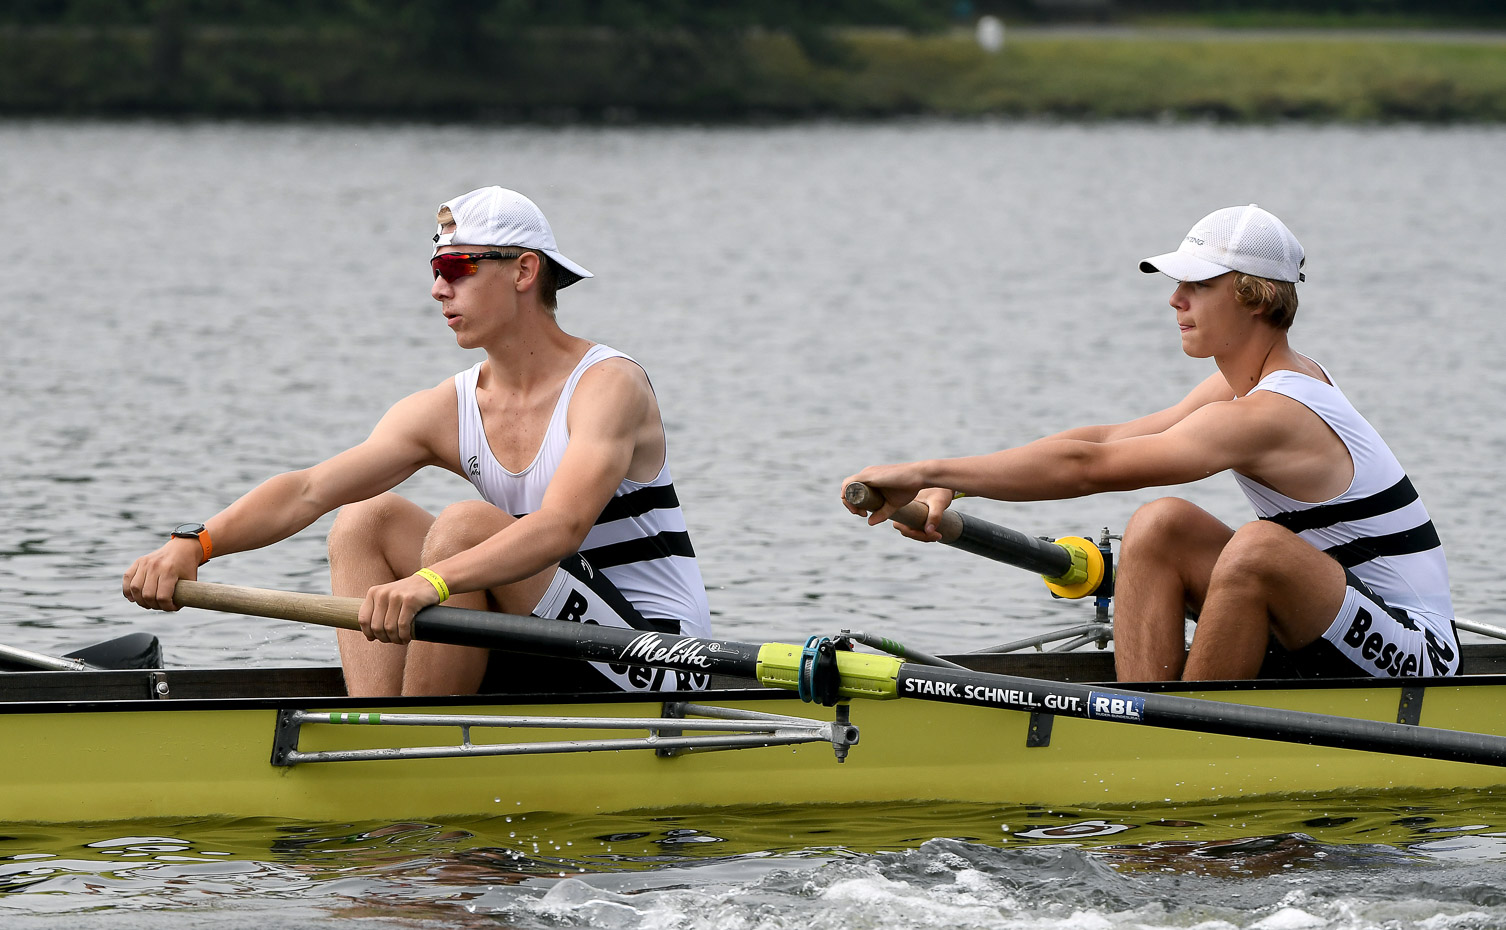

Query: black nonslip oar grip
<box><xmin>844</xmin><ymin>482</ymin><xmax>1074</xmax><ymax>578</ymax></box>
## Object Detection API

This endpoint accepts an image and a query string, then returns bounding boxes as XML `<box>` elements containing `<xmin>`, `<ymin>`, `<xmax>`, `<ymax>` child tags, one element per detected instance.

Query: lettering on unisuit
<box><xmin>1086</xmin><ymin>691</ymin><xmax>1145</xmax><ymax>722</ymax></box>
<box><xmin>618</xmin><ymin>632</ymin><xmax>715</xmax><ymax>670</ymax></box>
<box><xmin>1340</xmin><ymin>607</ymin><xmax>1422</xmax><ymax>677</ymax></box>
<box><xmin>557</xmin><ymin>591</ymin><xmax>592</xmax><ymax>624</ymax></box>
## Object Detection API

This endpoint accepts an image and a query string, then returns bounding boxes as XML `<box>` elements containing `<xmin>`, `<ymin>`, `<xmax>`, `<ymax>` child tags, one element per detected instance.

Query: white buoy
<box><xmin>976</xmin><ymin>15</ymin><xmax>1005</xmax><ymax>53</ymax></box>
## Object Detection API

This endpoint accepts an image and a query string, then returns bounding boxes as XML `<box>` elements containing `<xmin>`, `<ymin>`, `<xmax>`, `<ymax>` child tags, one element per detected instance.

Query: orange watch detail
<box><xmin>171</xmin><ymin>524</ymin><xmax>213</xmax><ymax>565</ymax></box>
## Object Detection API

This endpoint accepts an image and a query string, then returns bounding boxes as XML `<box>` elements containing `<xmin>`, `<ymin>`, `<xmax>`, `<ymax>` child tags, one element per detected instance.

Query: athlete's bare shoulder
<box><xmin>388</xmin><ymin>375</ymin><xmax>462</xmax><ymax>419</ymax></box>
<box><xmin>358</xmin><ymin>374</ymin><xmax>462</xmax><ymax>467</ymax></box>
<box><xmin>571</xmin><ymin>356</ymin><xmax>655</xmax><ymax>421</ymax></box>
<box><xmin>581</xmin><ymin>354</ymin><xmax>652</xmax><ymax>386</ymax></box>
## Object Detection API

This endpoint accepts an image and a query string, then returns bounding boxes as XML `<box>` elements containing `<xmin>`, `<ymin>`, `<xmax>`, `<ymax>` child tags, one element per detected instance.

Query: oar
<box><xmin>1457</xmin><ymin>616</ymin><xmax>1506</xmax><ymax>642</ymax></box>
<box><xmin>843</xmin><ymin>481</ymin><xmax>1106</xmax><ymax>599</ymax></box>
<box><xmin>176</xmin><ymin>580</ymin><xmax>1506</xmax><ymax>769</ymax></box>
<box><xmin>0</xmin><ymin>643</ymin><xmax>90</xmax><ymax>672</ymax></box>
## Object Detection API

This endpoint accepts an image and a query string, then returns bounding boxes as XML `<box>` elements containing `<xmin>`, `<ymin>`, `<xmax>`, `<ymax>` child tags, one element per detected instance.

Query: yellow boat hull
<box><xmin>5</xmin><ymin>668</ymin><xmax>1505</xmax><ymax>824</ymax></box>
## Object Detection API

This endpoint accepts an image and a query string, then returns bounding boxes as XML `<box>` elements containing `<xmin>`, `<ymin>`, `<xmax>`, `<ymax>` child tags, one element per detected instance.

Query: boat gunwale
<box><xmin>3</xmin><ymin>648</ymin><xmax>1506</xmax><ymax>715</ymax></box>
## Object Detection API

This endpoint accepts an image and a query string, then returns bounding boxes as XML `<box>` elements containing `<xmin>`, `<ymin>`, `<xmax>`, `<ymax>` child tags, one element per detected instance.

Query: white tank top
<box><xmin>1232</xmin><ymin>365</ymin><xmax>1454</xmax><ymax>640</ymax></box>
<box><xmin>454</xmin><ymin>345</ymin><xmax>710</xmax><ymax>634</ymax></box>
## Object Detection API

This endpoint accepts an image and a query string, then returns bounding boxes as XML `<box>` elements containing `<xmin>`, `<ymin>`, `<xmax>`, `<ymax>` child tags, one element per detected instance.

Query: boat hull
<box><xmin>4</xmin><ymin>663</ymin><xmax>1505</xmax><ymax>823</ymax></box>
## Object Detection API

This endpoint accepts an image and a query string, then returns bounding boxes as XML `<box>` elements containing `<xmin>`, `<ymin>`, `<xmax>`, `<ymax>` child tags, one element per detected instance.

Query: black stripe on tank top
<box><xmin>580</xmin><ymin>530</ymin><xmax>697</xmax><ymax>570</ymax></box>
<box><xmin>595</xmin><ymin>484</ymin><xmax>681</xmax><ymax>524</ymax></box>
<box><xmin>1260</xmin><ymin>476</ymin><xmax>1420</xmax><ymax>534</ymax></box>
<box><xmin>1322</xmin><ymin>522</ymin><xmax>1443</xmax><ymax>569</ymax></box>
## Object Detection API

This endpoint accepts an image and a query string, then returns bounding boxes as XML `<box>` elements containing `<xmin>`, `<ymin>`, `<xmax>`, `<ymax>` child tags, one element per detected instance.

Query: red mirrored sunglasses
<box><xmin>431</xmin><ymin>251</ymin><xmax>523</xmax><ymax>282</ymax></box>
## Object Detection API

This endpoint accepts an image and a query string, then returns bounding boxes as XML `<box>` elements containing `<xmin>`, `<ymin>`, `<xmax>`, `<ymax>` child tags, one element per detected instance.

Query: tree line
<box><xmin>2</xmin><ymin>0</ymin><xmax>1500</xmax><ymax>29</ymax></box>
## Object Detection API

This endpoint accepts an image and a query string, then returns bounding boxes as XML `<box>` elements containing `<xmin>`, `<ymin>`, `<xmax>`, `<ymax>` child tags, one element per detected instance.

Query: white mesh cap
<box><xmin>1140</xmin><ymin>204</ymin><xmax>1305</xmax><ymax>284</ymax></box>
<box><xmin>433</xmin><ymin>186</ymin><xmax>593</xmax><ymax>288</ymax></box>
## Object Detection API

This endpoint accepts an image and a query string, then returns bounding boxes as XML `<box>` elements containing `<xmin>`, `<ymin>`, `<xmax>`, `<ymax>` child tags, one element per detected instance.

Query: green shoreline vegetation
<box><xmin>2</xmin><ymin>4</ymin><xmax>1504</xmax><ymax>122</ymax></box>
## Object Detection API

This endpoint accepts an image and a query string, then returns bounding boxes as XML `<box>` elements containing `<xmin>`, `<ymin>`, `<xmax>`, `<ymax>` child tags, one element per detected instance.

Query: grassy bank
<box><xmin>810</xmin><ymin>31</ymin><xmax>1506</xmax><ymax>121</ymax></box>
<box><xmin>2</xmin><ymin>25</ymin><xmax>1503</xmax><ymax>122</ymax></box>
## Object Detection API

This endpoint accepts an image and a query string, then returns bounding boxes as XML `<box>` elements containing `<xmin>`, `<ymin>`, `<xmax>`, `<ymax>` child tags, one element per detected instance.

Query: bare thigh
<box><xmin>1203</xmin><ymin>520</ymin><xmax>1347</xmax><ymax>649</ymax></box>
<box><xmin>396</xmin><ymin>500</ymin><xmax>557</xmax><ymax>695</ymax></box>
<box><xmin>329</xmin><ymin>493</ymin><xmax>436</xmax><ymax>695</ymax></box>
<box><xmin>1112</xmin><ymin>498</ymin><xmax>1234</xmax><ymax>680</ymax></box>
<box><xmin>1119</xmin><ymin>497</ymin><xmax>1235</xmax><ymax>617</ymax></box>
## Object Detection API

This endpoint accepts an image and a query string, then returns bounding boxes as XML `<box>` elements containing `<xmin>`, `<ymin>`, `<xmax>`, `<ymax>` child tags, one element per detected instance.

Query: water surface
<box><xmin>1</xmin><ymin>119</ymin><xmax>1503</xmax><ymax>926</ymax></box>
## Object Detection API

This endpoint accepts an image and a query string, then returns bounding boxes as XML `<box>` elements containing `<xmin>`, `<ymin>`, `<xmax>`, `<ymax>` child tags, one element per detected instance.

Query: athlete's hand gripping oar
<box><xmin>843</xmin><ymin>481</ymin><xmax>1107</xmax><ymax>599</ymax></box>
<box><xmin>178</xmin><ymin>580</ymin><xmax>1506</xmax><ymax>769</ymax></box>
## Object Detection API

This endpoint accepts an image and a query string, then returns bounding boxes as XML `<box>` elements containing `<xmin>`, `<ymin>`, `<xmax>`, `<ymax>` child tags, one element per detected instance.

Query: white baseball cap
<box><xmin>1140</xmin><ymin>204</ymin><xmax>1305</xmax><ymax>284</ymax></box>
<box><xmin>433</xmin><ymin>186</ymin><xmax>593</xmax><ymax>289</ymax></box>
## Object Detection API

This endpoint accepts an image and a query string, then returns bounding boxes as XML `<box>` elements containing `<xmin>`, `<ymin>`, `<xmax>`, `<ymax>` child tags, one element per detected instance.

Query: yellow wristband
<box><xmin>414</xmin><ymin>567</ymin><xmax>450</xmax><ymax>603</ymax></box>
<box><xmin>952</xmin><ymin>491</ymin><xmax>968</xmax><ymax>500</ymax></box>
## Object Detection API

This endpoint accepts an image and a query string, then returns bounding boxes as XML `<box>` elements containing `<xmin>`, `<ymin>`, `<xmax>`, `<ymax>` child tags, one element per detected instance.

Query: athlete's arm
<box><xmin>355</xmin><ymin>359</ymin><xmax>659</xmax><ymax>642</ymax></box>
<box><xmin>1035</xmin><ymin>371</ymin><xmax>1236</xmax><ymax>444</ymax></box>
<box><xmin>123</xmin><ymin>381</ymin><xmax>456</xmax><ymax>610</ymax></box>
<box><xmin>844</xmin><ymin>372</ymin><xmax>1237</xmax><ymax>524</ymax></box>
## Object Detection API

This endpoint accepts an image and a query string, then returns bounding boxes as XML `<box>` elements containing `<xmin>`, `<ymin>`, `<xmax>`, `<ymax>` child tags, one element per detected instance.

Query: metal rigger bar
<box><xmin>271</xmin><ymin>702</ymin><xmax>859</xmax><ymax>767</ymax></box>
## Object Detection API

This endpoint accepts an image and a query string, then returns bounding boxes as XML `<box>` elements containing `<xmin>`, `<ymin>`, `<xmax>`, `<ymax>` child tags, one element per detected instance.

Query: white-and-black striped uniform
<box><xmin>1232</xmin><ymin>364</ymin><xmax>1458</xmax><ymax>677</ymax></box>
<box><xmin>455</xmin><ymin>345</ymin><xmax>711</xmax><ymax>691</ymax></box>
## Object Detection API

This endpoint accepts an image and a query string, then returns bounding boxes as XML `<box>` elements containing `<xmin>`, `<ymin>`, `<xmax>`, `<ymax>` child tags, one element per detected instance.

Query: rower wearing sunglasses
<box><xmin>124</xmin><ymin>186</ymin><xmax>712</xmax><ymax>697</ymax></box>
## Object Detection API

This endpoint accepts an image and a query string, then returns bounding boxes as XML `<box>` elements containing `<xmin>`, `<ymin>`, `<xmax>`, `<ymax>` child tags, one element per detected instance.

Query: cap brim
<box><xmin>545</xmin><ymin>250</ymin><xmax>592</xmax><ymax>289</ymax></box>
<box><xmin>1139</xmin><ymin>251</ymin><xmax>1232</xmax><ymax>282</ymax></box>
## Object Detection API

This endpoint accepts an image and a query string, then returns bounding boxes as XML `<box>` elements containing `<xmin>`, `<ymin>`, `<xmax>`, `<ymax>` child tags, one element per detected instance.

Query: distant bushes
<box><xmin>1</xmin><ymin>24</ymin><xmax>1503</xmax><ymax>122</ymax></box>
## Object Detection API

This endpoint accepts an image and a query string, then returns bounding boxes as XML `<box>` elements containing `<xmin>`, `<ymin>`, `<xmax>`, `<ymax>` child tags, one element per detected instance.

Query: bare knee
<box><xmin>328</xmin><ymin>493</ymin><xmax>434</xmax><ymax>590</ymax></box>
<box><xmin>329</xmin><ymin>493</ymin><xmax>416</xmax><ymax>556</ymax></box>
<box><xmin>421</xmin><ymin>500</ymin><xmax>514</xmax><ymax>563</ymax></box>
<box><xmin>1210</xmin><ymin>521</ymin><xmax>1294</xmax><ymax>588</ymax></box>
<box><xmin>1122</xmin><ymin>498</ymin><xmax>1214</xmax><ymax>558</ymax></box>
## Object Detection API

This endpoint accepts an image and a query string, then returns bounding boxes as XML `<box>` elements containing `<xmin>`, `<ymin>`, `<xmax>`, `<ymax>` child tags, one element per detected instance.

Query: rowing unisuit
<box><xmin>1233</xmin><ymin>364</ymin><xmax>1458</xmax><ymax>676</ymax></box>
<box><xmin>455</xmin><ymin>344</ymin><xmax>712</xmax><ymax>690</ymax></box>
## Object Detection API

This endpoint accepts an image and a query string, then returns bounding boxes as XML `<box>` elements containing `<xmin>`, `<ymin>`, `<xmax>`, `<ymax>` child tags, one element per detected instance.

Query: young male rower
<box><xmin>843</xmin><ymin>204</ymin><xmax>1458</xmax><ymax>683</ymax></box>
<box><xmin>124</xmin><ymin>186</ymin><xmax>712</xmax><ymax>697</ymax></box>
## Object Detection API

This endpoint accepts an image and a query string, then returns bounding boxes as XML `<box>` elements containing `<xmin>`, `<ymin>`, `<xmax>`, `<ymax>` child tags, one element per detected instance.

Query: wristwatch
<box><xmin>171</xmin><ymin>523</ymin><xmax>213</xmax><ymax>564</ymax></box>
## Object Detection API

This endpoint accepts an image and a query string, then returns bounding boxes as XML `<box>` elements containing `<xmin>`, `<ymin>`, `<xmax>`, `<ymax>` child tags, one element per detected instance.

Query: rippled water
<box><xmin>1</xmin><ymin>119</ymin><xmax>1504</xmax><ymax>926</ymax></box>
<box><xmin>2</xmin><ymin>795</ymin><xmax>1506</xmax><ymax>928</ymax></box>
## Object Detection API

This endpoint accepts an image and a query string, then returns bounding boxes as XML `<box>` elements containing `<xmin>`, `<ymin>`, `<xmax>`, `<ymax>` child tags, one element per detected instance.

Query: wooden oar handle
<box><xmin>843</xmin><ymin>480</ymin><xmax>888</xmax><ymax>512</ymax></box>
<box><xmin>171</xmin><ymin>580</ymin><xmax>773</xmax><ymax>681</ymax></box>
<box><xmin>844</xmin><ymin>482</ymin><xmax>1077</xmax><ymax>581</ymax></box>
<box><xmin>844</xmin><ymin>482</ymin><xmax>964</xmax><ymax>541</ymax></box>
<box><xmin>175</xmin><ymin>580</ymin><xmax>362</xmax><ymax>631</ymax></box>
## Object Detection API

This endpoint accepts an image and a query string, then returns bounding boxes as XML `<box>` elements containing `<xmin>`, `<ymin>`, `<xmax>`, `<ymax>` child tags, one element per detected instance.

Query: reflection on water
<box><xmin>2</xmin><ymin>793</ymin><xmax>1505</xmax><ymax>927</ymax></box>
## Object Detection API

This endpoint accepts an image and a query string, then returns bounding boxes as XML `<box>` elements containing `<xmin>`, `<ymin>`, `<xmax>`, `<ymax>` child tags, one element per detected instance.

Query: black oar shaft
<box><xmin>422</xmin><ymin>604</ymin><xmax>1506</xmax><ymax>768</ymax></box>
<box><xmin>949</xmin><ymin>514</ymin><xmax>1072</xmax><ymax>577</ymax></box>
<box><xmin>176</xmin><ymin>581</ymin><xmax>1506</xmax><ymax>769</ymax></box>
<box><xmin>844</xmin><ymin>482</ymin><xmax>1073</xmax><ymax>577</ymax></box>
<box><xmin>410</xmin><ymin>601</ymin><xmax>767</xmax><ymax>678</ymax></box>
<box><xmin>894</xmin><ymin>664</ymin><xmax>1506</xmax><ymax>769</ymax></box>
